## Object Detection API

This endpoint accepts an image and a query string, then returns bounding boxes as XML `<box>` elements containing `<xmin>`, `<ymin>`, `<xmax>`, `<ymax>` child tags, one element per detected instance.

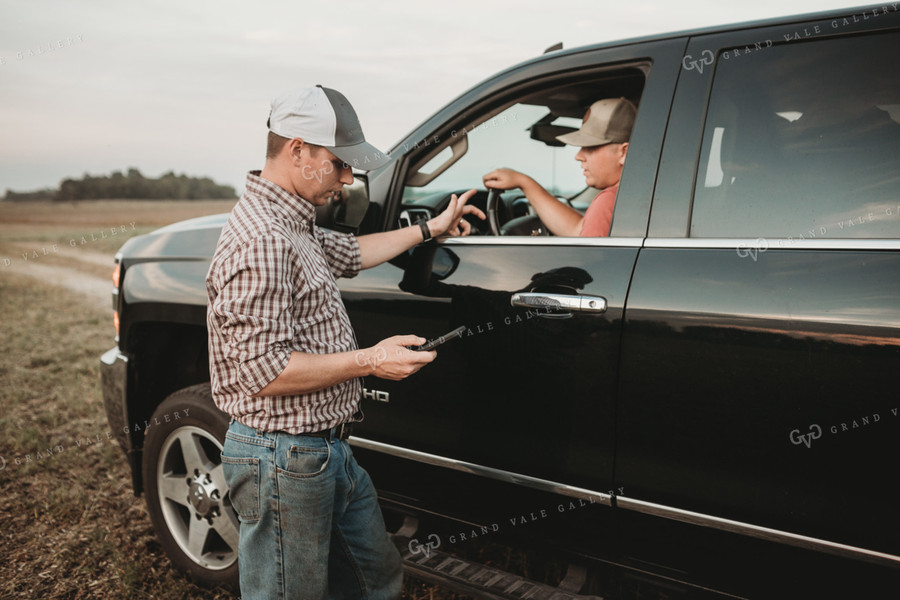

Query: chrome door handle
<box><xmin>510</xmin><ymin>292</ymin><xmax>607</xmax><ymax>314</ymax></box>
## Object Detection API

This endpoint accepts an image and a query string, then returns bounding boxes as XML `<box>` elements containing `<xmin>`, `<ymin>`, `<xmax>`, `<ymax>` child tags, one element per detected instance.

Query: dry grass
<box><xmin>0</xmin><ymin>200</ymin><xmax>236</xmax><ymax>598</ymax></box>
<box><xmin>1</xmin><ymin>199</ymin><xmax>237</xmax><ymax>280</ymax></box>
<box><xmin>0</xmin><ymin>272</ymin><xmax>235</xmax><ymax>599</ymax></box>
<box><xmin>0</xmin><ymin>270</ymin><xmax>470</xmax><ymax>599</ymax></box>
<box><xmin>0</xmin><ymin>199</ymin><xmax>236</xmax><ymax>228</ymax></box>
<box><xmin>0</xmin><ymin>199</ymin><xmax>473</xmax><ymax>599</ymax></box>
<box><xmin>0</xmin><ymin>199</ymin><xmax>237</xmax><ymax>259</ymax></box>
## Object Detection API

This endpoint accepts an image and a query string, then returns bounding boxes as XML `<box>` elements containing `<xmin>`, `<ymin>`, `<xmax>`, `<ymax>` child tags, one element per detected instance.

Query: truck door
<box><xmin>617</xmin><ymin>14</ymin><xmax>900</xmax><ymax>584</ymax></box>
<box><xmin>340</xmin><ymin>41</ymin><xmax>683</xmax><ymax>541</ymax></box>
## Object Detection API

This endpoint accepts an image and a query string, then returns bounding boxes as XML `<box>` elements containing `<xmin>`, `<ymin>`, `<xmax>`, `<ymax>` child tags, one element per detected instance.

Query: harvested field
<box><xmin>0</xmin><ymin>199</ymin><xmax>472</xmax><ymax>599</ymax></box>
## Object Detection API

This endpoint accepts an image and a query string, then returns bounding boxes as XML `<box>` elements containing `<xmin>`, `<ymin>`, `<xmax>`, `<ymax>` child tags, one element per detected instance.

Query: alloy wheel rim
<box><xmin>156</xmin><ymin>425</ymin><xmax>238</xmax><ymax>570</ymax></box>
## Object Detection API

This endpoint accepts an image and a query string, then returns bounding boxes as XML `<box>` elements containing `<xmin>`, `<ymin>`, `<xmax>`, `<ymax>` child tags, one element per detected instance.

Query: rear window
<box><xmin>690</xmin><ymin>31</ymin><xmax>900</xmax><ymax>239</ymax></box>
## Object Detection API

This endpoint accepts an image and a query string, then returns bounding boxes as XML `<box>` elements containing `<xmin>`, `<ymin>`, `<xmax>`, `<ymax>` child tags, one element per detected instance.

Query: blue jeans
<box><xmin>221</xmin><ymin>419</ymin><xmax>402</xmax><ymax>600</ymax></box>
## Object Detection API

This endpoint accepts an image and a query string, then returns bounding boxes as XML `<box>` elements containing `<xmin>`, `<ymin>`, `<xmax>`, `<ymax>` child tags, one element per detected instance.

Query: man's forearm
<box><xmin>520</xmin><ymin>178</ymin><xmax>584</xmax><ymax>237</ymax></box>
<box><xmin>357</xmin><ymin>224</ymin><xmax>428</xmax><ymax>270</ymax></box>
<box><xmin>253</xmin><ymin>350</ymin><xmax>372</xmax><ymax>397</ymax></box>
<box><xmin>252</xmin><ymin>337</ymin><xmax>433</xmax><ymax>397</ymax></box>
<box><xmin>357</xmin><ymin>189</ymin><xmax>479</xmax><ymax>269</ymax></box>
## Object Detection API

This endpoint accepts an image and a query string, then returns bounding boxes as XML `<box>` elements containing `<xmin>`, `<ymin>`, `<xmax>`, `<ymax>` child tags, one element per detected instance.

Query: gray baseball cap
<box><xmin>267</xmin><ymin>85</ymin><xmax>389</xmax><ymax>171</ymax></box>
<box><xmin>556</xmin><ymin>97</ymin><xmax>637</xmax><ymax>147</ymax></box>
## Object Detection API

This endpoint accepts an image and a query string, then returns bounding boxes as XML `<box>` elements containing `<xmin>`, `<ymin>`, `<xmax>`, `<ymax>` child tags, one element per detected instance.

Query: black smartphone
<box><xmin>412</xmin><ymin>325</ymin><xmax>467</xmax><ymax>351</ymax></box>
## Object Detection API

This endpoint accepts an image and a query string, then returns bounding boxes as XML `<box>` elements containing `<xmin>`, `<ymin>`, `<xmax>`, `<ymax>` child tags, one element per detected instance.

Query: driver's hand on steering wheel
<box><xmin>483</xmin><ymin>168</ymin><xmax>534</xmax><ymax>191</ymax></box>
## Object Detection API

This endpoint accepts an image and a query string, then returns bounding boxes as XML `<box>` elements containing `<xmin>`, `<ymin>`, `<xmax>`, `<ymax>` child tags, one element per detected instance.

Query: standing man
<box><xmin>482</xmin><ymin>97</ymin><xmax>636</xmax><ymax>237</ymax></box>
<box><xmin>207</xmin><ymin>85</ymin><xmax>483</xmax><ymax>599</ymax></box>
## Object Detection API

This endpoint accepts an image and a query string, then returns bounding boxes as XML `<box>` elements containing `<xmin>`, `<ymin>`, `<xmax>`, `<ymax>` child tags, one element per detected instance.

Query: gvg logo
<box><xmin>408</xmin><ymin>534</ymin><xmax>441</xmax><ymax>558</ymax></box>
<box><xmin>789</xmin><ymin>424</ymin><xmax>822</xmax><ymax>448</ymax></box>
<box><xmin>736</xmin><ymin>238</ymin><xmax>769</xmax><ymax>261</ymax></box>
<box><xmin>682</xmin><ymin>50</ymin><xmax>714</xmax><ymax>73</ymax></box>
<box><xmin>301</xmin><ymin>161</ymin><xmax>344</xmax><ymax>184</ymax></box>
<box><xmin>355</xmin><ymin>347</ymin><xmax>388</xmax><ymax>369</ymax></box>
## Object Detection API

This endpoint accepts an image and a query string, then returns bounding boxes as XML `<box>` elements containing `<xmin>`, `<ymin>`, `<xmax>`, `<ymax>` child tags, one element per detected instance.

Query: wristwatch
<box><xmin>417</xmin><ymin>218</ymin><xmax>433</xmax><ymax>243</ymax></box>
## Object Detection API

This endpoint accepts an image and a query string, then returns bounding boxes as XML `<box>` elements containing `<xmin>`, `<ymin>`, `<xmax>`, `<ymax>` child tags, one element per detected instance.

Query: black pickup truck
<box><xmin>101</xmin><ymin>5</ymin><xmax>900</xmax><ymax>598</ymax></box>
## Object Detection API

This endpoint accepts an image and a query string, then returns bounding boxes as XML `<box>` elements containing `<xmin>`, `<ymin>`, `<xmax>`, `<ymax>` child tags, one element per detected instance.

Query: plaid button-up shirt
<box><xmin>206</xmin><ymin>171</ymin><xmax>362</xmax><ymax>434</ymax></box>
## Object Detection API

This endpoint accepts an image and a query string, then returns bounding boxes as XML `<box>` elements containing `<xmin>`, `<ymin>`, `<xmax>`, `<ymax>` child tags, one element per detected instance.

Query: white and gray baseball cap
<box><xmin>267</xmin><ymin>85</ymin><xmax>389</xmax><ymax>171</ymax></box>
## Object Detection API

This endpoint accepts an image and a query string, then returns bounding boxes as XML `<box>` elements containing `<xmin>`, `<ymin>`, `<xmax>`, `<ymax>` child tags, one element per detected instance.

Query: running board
<box><xmin>393</xmin><ymin>518</ymin><xmax>602</xmax><ymax>600</ymax></box>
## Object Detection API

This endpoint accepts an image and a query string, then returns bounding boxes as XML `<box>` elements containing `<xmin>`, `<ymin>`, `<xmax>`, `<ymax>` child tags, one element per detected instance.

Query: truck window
<box><xmin>691</xmin><ymin>31</ymin><xmax>900</xmax><ymax>239</ymax></box>
<box><xmin>403</xmin><ymin>103</ymin><xmax>586</xmax><ymax>203</ymax></box>
<box><xmin>400</xmin><ymin>69</ymin><xmax>646</xmax><ymax>237</ymax></box>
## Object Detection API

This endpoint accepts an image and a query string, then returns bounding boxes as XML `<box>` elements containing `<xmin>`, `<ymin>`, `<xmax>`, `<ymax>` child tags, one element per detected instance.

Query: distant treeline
<box><xmin>3</xmin><ymin>168</ymin><xmax>237</xmax><ymax>201</ymax></box>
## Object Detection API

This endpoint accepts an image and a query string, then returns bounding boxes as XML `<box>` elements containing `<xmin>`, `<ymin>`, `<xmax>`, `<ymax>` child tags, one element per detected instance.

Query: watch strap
<box><xmin>418</xmin><ymin>219</ymin><xmax>433</xmax><ymax>243</ymax></box>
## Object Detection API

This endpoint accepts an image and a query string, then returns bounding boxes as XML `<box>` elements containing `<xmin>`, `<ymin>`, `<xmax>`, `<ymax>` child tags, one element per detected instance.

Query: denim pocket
<box><xmin>221</xmin><ymin>455</ymin><xmax>260</xmax><ymax>523</ymax></box>
<box><xmin>282</xmin><ymin>443</ymin><xmax>330</xmax><ymax>478</ymax></box>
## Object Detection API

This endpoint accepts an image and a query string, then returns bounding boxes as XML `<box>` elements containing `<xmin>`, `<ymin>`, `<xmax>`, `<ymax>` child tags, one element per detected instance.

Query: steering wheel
<box><xmin>486</xmin><ymin>188</ymin><xmax>504</xmax><ymax>236</ymax></box>
<box><xmin>485</xmin><ymin>187</ymin><xmax>550</xmax><ymax>236</ymax></box>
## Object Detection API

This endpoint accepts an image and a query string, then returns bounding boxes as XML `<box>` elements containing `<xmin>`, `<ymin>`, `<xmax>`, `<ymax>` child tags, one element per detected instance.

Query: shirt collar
<box><xmin>245</xmin><ymin>170</ymin><xmax>316</xmax><ymax>226</ymax></box>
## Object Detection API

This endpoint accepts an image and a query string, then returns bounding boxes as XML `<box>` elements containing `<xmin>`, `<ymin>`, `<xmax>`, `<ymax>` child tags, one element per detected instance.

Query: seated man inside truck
<box><xmin>482</xmin><ymin>97</ymin><xmax>636</xmax><ymax>237</ymax></box>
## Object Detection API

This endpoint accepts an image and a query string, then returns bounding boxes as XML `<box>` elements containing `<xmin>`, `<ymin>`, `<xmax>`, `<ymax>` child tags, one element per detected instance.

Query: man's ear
<box><xmin>618</xmin><ymin>142</ymin><xmax>629</xmax><ymax>166</ymax></box>
<box><xmin>287</xmin><ymin>138</ymin><xmax>306</xmax><ymax>164</ymax></box>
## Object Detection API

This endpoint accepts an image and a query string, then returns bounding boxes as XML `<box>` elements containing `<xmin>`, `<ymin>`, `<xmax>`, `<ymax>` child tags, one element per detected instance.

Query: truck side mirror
<box><xmin>315</xmin><ymin>175</ymin><xmax>370</xmax><ymax>233</ymax></box>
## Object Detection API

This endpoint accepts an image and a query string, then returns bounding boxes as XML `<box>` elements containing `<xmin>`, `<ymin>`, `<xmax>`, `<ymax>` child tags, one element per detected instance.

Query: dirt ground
<box><xmin>0</xmin><ymin>199</ymin><xmax>465</xmax><ymax>599</ymax></box>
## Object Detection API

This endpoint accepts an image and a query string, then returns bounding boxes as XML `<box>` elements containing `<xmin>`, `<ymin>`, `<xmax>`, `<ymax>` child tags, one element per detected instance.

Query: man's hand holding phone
<box><xmin>356</xmin><ymin>335</ymin><xmax>434</xmax><ymax>380</ymax></box>
<box><xmin>356</xmin><ymin>326</ymin><xmax>466</xmax><ymax>380</ymax></box>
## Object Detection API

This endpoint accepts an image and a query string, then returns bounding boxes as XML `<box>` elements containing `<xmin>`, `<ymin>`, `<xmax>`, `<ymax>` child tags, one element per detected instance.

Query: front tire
<box><xmin>142</xmin><ymin>384</ymin><xmax>239</xmax><ymax>589</ymax></box>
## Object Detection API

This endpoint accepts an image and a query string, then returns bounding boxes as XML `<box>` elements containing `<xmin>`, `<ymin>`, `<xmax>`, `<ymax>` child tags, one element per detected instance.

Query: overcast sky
<box><xmin>0</xmin><ymin>0</ymin><xmax>862</xmax><ymax>196</ymax></box>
